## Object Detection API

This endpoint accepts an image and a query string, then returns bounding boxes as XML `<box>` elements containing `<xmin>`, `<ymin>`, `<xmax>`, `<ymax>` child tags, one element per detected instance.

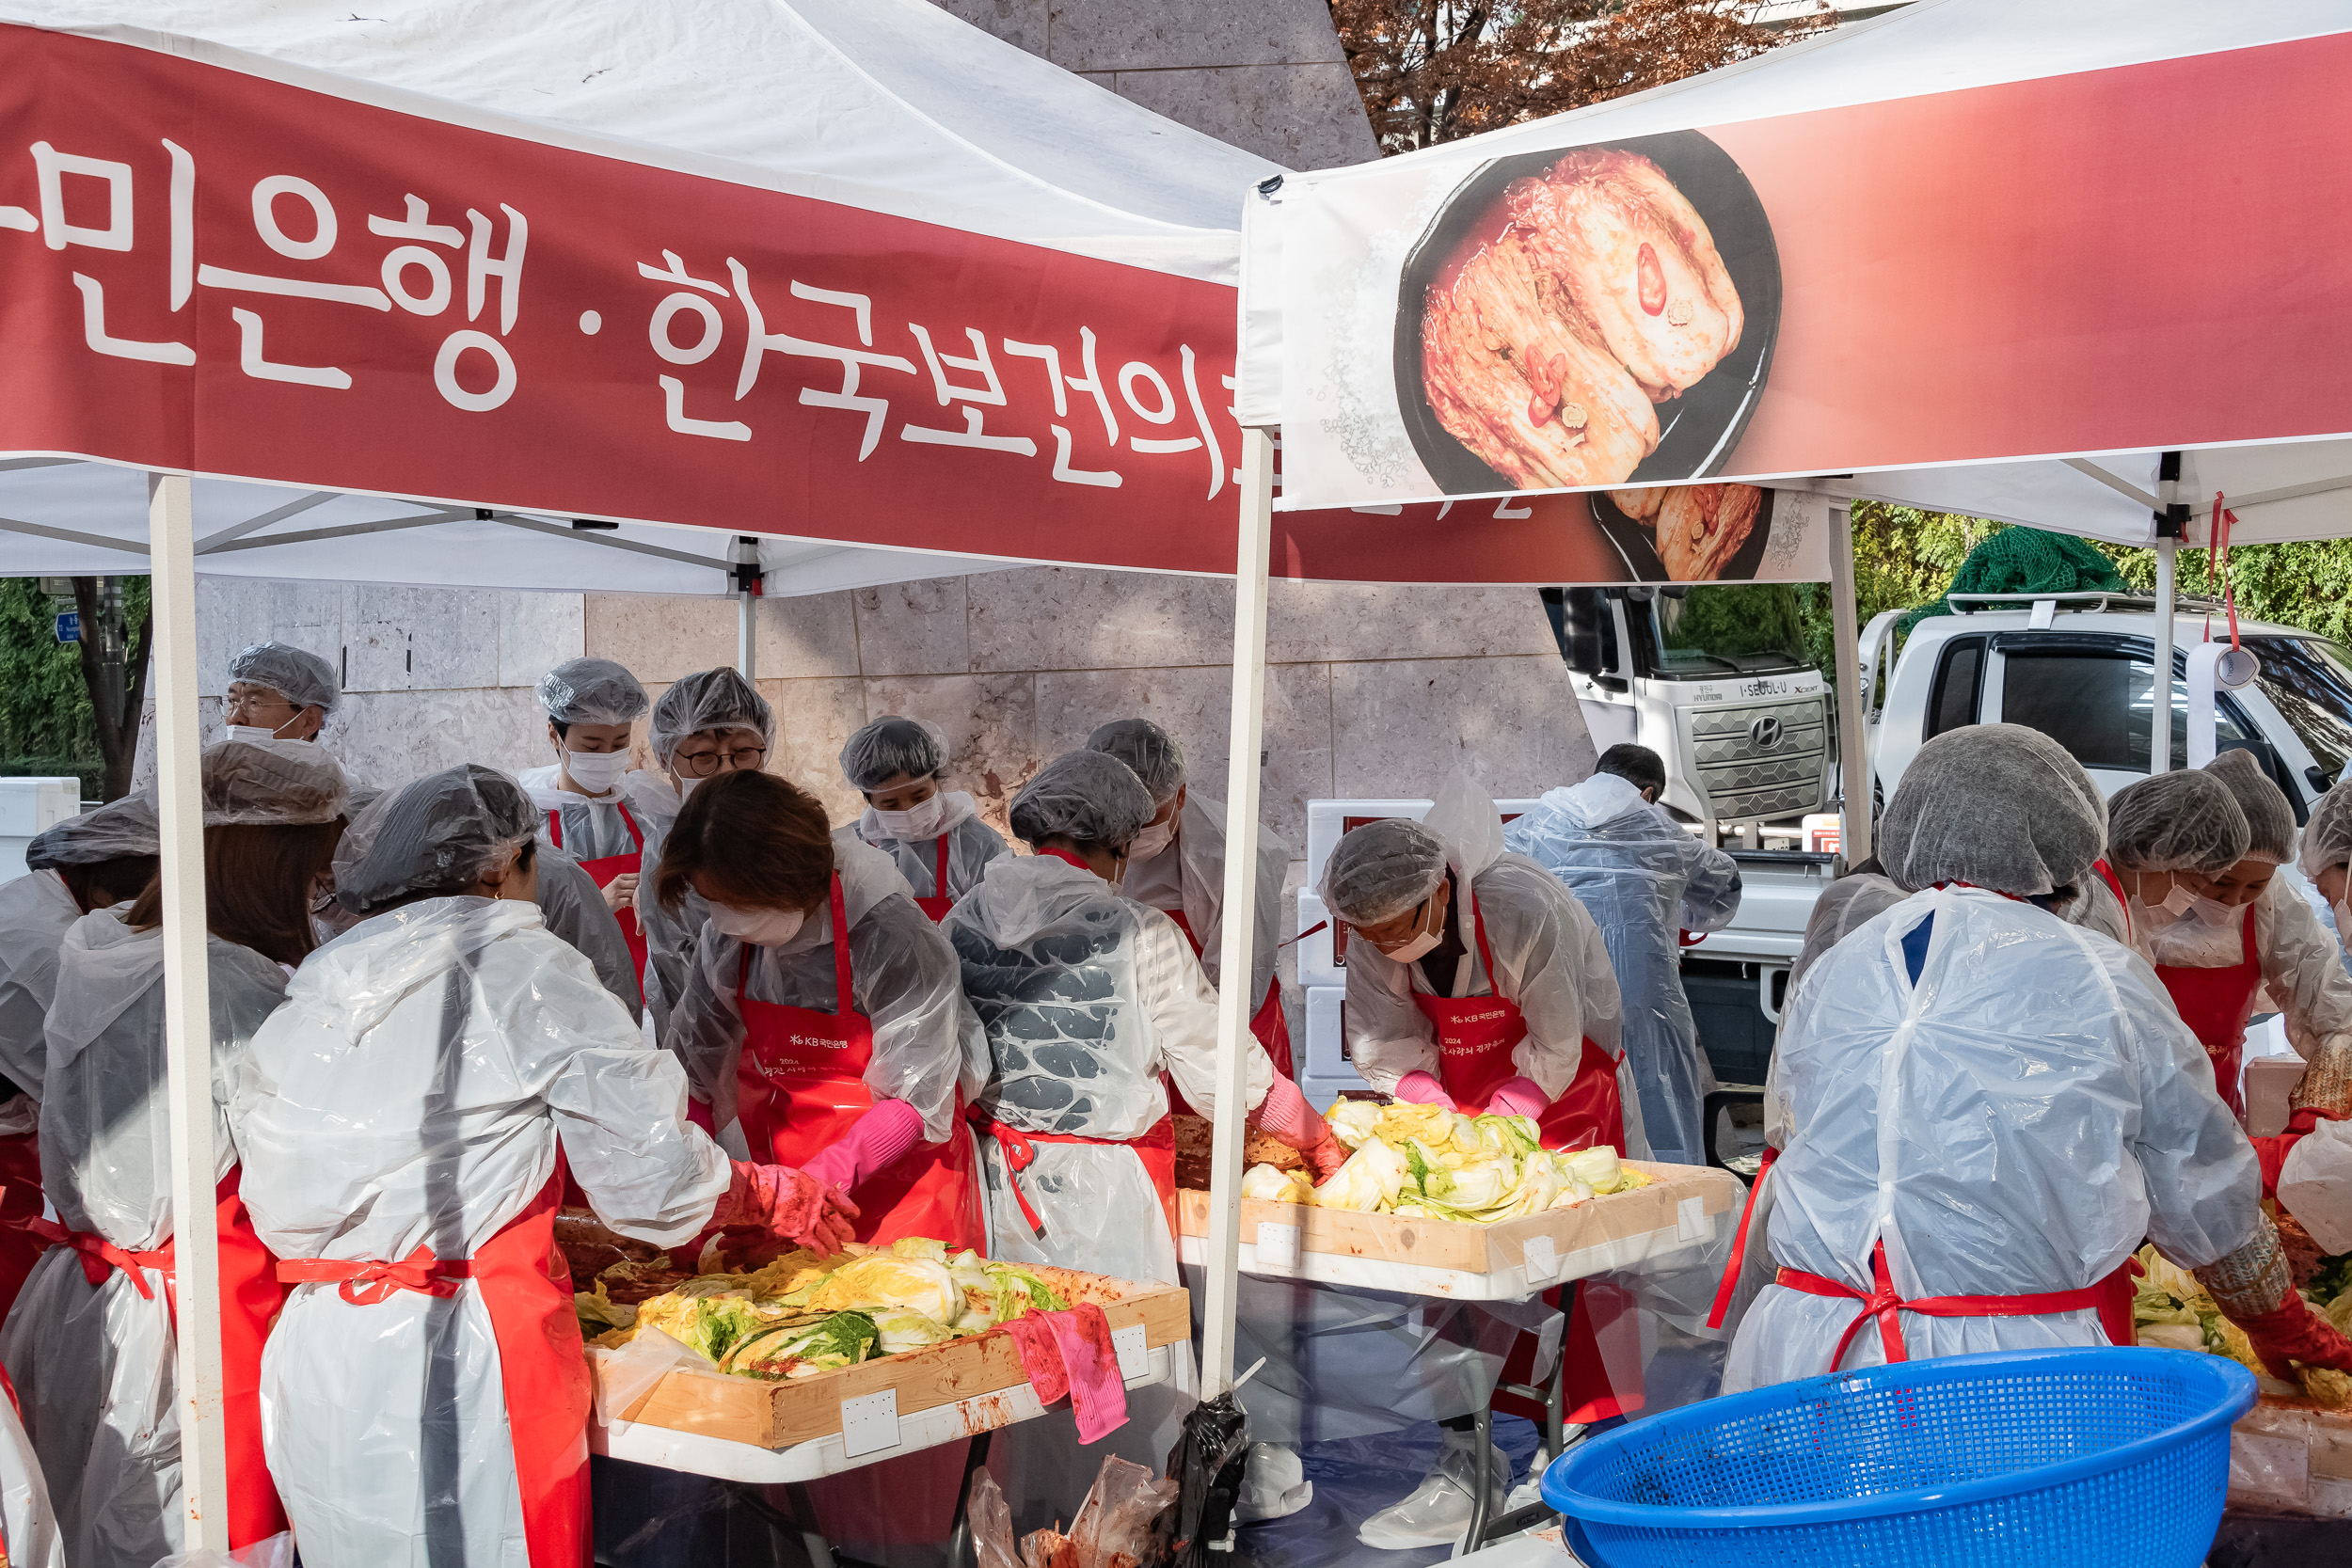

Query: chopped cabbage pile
<box><xmin>2132</xmin><ymin>1242</ymin><xmax>2352</xmax><ymax>1408</ymax></box>
<box><xmin>1236</xmin><ymin>1101</ymin><xmax>1650</xmax><ymax>1223</ymax></box>
<box><xmin>578</xmin><ymin>1236</ymin><xmax>1070</xmax><ymax>1382</ymax></box>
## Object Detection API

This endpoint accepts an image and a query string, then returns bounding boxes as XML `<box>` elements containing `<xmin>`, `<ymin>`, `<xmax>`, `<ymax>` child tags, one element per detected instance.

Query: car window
<box><xmin>2000</xmin><ymin>649</ymin><xmax>2248</xmax><ymax>772</ymax></box>
<box><xmin>1925</xmin><ymin>636</ymin><xmax>1983</xmax><ymax>738</ymax></box>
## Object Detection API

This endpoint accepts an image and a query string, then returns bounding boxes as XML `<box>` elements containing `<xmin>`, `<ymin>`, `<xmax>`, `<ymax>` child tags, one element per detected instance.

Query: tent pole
<box><xmin>1199</xmin><ymin>426</ymin><xmax>1275</xmax><ymax>1399</ymax></box>
<box><xmin>149</xmin><ymin>470</ymin><xmax>230</xmax><ymax>1549</ymax></box>
<box><xmin>2152</xmin><ymin>538</ymin><xmax>2177</xmax><ymax>774</ymax></box>
<box><xmin>1828</xmin><ymin>500</ymin><xmax>1871</xmax><ymax>865</ymax></box>
<box><xmin>737</xmin><ymin>536</ymin><xmax>759</xmax><ymax>680</ymax></box>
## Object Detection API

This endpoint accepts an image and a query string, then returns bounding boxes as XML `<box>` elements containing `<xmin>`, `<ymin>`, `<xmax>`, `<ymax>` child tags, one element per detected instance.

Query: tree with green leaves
<box><xmin>0</xmin><ymin>577</ymin><xmax>151</xmax><ymax>801</ymax></box>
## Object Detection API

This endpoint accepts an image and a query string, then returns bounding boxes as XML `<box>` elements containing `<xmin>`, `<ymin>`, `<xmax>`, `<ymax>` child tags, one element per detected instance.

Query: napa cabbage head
<box><xmin>1325</xmin><ymin>1101</ymin><xmax>1382</xmax><ymax>1149</ymax></box>
<box><xmin>1314</xmin><ymin>1136</ymin><xmax>1408</xmax><ymax>1212</ymax></box>
<box><xmin>728</xmin><ymin>1312</ymin><xmax>881</xmax><ymax>1380</ymax></box>
<box><xmin>1242</xmin><ymin>1164</ymin><xmax>1313</xmax><ymax>1204</ymax></box>
<box><xmin>808</xmin><ymin>1254</ymin><xmax>961</xmax><ymax>1324</ymax></box>
<box><xmin>983</xmin><ymin>1261</ymin><xmax>1070</xmax><ymax>1323</ymax></box>
<box><xmin>1471</xmin><ymin>1115</ymin><xmax>1540</xmax><ymax>1158</ymax></box>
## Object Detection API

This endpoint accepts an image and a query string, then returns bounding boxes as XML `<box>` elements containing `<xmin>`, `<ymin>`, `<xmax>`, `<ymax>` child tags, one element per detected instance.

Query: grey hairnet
<box><xmin>840</xmin><ymin>716</ymin><xmax>946</xmax><ymax>791</ymax></box>
<box><xmin>647</xmin><ymin>667</ymin><xmax>774</xmax><ymax>767</ymax></box>
<box><xmin>24</xmin><ymin>795</ymin><xmax>158</xmax><ymax>868</ymax></box>
<box><xmin>1009</xmin><ymin>750</ymin><xmax>1154</xmax><ymax>848</ymax></box>
<box><xmin>1319</xmin><ymin>816</ymin><xmax>1448</xmax><ymax>927</ymax></box>
<box><xmin>2302</xmin><ymin>781</ymin><xmax>2352</xmax><ymax>881</ymax></box>
<box><xmin>536</xmin><ymin>657</ymin><xmax>647</xmax><ymax>727</ymax></box>
<box><xmin>1877</xmin><ymin>723</ymin><xmax>2106</xmax><ymax>896</ymax></box>
<box><xmin>2204</xmin><ymin>748</ymin><xmax>2296</xmax><ymax>863</ymax></box>
<box><xmin>332</xmin><ymin>763</ymin><xmax>535</xmax><ymax>914</ymax></box>
<box><xmin>227</xmin><ymin>641</ymin><xmax>340</xmax><ymax>714</ymax></box>
<box><xmin>202</xmin><ymin>738</ymin><xmax>348</xmax><ymax>827</ymax></box>
<box><xmin>1084</xmin><ymin>719</ymin><xmax>1186</xmax><ymax>806</ymax></box>
<box><xmin>2106</xmin><ymin>771</ymin><xmax>2249</xmax><ymax>875</ymax></box>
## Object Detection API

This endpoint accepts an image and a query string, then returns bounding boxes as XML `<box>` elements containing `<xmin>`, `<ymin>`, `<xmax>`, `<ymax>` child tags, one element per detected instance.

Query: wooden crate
<box><xmin>2232</xmin><ymin>1396</ymin><xmax>2352</xmax><ymax>1518</ymax></box>
<box><xmin>1176</xmin><ymin>1160</ymin><xmax>1740</xmax><ymax>1277</ymax></box>
<box><xmin>597</xmin><ymin>1265</ymin><xmax>1189</xmax><ymax>1450</ymax></box>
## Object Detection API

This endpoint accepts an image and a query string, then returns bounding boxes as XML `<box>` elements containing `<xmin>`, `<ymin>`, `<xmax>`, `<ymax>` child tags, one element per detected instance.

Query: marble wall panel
<box><xmin>926</xmin><ymin>0</ymin><xmax>1047</xmax><ymax>54</ymax></box>
<box><xmin>583</xmin><ymin>594</ymin><xmax>739</xmax><ymax>683</ymax></box>
<box><xmin>969</xmin><ymin>567</ymin><xmax>1235</xmax><ymax>673</ymax></box>
<box><xmin>497</xmin><ymin>593</ymin><xmax>585</xmax><ymax>689</ymax></box>
<box><xmin>1330</xmin><ymin>655</ymin><xmax>1599</xmax><ymax>803</ymax></box>
<box><xmin>1088</xmin><ymin>64</ymin><xmax>1379</xmax><ymax>170</ymax></box>
<box><xmin>758</xmin><ymin>677</ymin><xmax>870</xmax><ymax>825</ymax></box>
<box><xmin>1046</xmin><ymin>0</ymin><xmax>1346</xmax><ymax>71</ymax></box>
<box><xmin>852</xmin><ymin>577</ymin><xmax>971</xmax><ymax>678</ymax></box>
<box><xmin>1265</xmin><ymin>580</ymin><xmax>1564</xmax><ymax>665</ymax></box>
<box><xmin>327</xmin><ymin>688</ymin><xmax>548</xmax><ymax>787</ymax></box>
<box><xmin>342</xmin><ymin>586</ymin><xmax>501</xmax><ymax>693</ymax></box>
<box><xmin>755</xmin><ymin>591</ymin><xmax>861</xmax><ymax>681</ymax></box>
<box><xmin>859</xmin><ymin>673</ymin><xmax>1040</xmax><ymax>840</ymax></box>
<box><xmin>196</xmin><ymin>578</ymin><xmax>342</xmax><ymax>695</ymax></box>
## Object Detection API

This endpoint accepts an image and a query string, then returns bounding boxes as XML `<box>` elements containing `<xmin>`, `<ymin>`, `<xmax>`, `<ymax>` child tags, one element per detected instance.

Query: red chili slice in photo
<box><xmin>1636</xmin><ymin>243</ymin><xmax>1667</xmax><ymax>316</ymax></box>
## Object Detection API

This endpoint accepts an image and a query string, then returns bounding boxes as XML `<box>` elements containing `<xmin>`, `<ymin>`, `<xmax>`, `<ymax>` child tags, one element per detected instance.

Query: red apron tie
<box><xmin>1775</xmin><ymin>1239</ymin><xmax>2116</xmax><ymax>1373</ymax></box>
<box><xmin>278</xmin><ymin>1244</ymin><xmax>475</xmax><ymax>1306</ymax></box>
<box><xmin>1705</xmin><ymin>1145</ymin><xmax>1779</xmax><ymax>1330</ymax></box>
<box><xmin>24</xmin><ymin>1216</ymin><xmax>169</xmax><ymax>1299</ymax></box>
<box><xmin>975</xmin><ymin>1113</ymin><xmax>1180</xmax><ymax>1245</ymax></box>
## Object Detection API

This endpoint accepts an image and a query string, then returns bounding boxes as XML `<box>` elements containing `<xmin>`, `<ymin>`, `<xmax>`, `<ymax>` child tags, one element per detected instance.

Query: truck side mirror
<box><xmin>1556</xmin><ymin>587</ymin><xmax>1612</xmax><ymax>675</ymax></box>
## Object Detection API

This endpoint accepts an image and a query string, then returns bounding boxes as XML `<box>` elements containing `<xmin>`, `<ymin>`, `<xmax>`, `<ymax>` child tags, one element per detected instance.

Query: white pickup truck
<box><xmin>1689</xmin><ymin>590</ymin><xmax>2352</xmax><ymax>1084</ymax></box>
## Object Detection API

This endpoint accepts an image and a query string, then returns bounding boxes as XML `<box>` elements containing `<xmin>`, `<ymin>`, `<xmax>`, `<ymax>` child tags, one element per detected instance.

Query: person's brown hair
<box><xmin>126</xmin><ymin>820</ymin><xmax>346</xmax><ymax>967</ymax></box>
<box><xmin>654</xmin><ymin>769</ymin><xmax>834</xmax><ymax>915</ymax></box>
<box><xmin>57</xmin><ymin>855</ymin><xmax>161</xmax><ymax>912</ymax></box>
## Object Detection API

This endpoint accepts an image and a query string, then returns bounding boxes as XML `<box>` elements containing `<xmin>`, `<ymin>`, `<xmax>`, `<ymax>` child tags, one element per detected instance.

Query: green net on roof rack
<box><xmin>1895</xmin><ymin>529</ymin><xmax>2129</xmax><ymax>639</ymax></box>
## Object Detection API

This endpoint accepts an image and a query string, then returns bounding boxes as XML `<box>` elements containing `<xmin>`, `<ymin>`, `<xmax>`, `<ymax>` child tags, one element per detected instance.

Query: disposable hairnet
<box><xmin>24</xmin><ymin>795</ymin><xmax>157</xmax><ymax>868</ymax></box>
<box><xmin>2106</xmin><ymin>771</ymin><xmax>2249</xmax><ymax>874</ymax></box>
<box><xmin>2204</xmin><ymin>749</ymin><xmax>2296</xmax><ymax>863</ymax></box>
<box><xmin>1008</xmin><ymin>750</ymin><xmax>1153</xmax><ymax>847</ymax></box>
<box><xmin>2302</xmin><ymin>781</ymin><xmax>2352</xmax><ymax>881</ymax></box>
<box><xmin>1085</xmin><ymin>718</ymin><xmax>1185</xmax><ymax>806</ymax></box>
<box><xmin>1319</xmin><ymin>817</ymin><xmax>1447</xmax><ymax>926</ymax></box>
<box><xmin>227</xmin><ymin>641</ymin><xmax>340</xmax><ymax>714</ymax></box>
<box><xmin>535</xmin><ymin>657</ymin><xmax>647</xmax><ymax>727</ymax></box>
<box><xmin>332</xmin><ymin>764</ymin><xmax>534</xmax><ymax>914</ymax></box>
<box><xmin>202</xmin><ymin>738</ymin><xmax>349</xmax><ymax>827</ymax></box>
<box><xmin>647</xmin><ymin>667</ymin><xmax>773</xmax><ymax>767</ymax></box>
<box><xmin>1877</xmin><ymin>724</ymin><xmax>2105</xmax><ymax>896</ymax></box>
<box><xmin>839</xmin><ymin>716</ymin><xmax>946</xmax><ymax>791</ymax></box>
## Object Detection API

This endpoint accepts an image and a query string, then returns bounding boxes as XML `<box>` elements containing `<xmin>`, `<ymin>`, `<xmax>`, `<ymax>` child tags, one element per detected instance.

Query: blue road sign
<box><xmin>53</xmin><ymin>611</ymin><xmax>79</xmax><ymax>644</ymax></box>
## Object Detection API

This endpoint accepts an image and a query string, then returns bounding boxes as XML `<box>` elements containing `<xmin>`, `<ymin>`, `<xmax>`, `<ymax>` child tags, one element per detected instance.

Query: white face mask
<box><xmin>1374</xmin><ymin>895</ymin><xmax>1445</xmax><ymax>965</ymax></box>
<box><xmin>1128</xmin><ymin>816</ymin><xmax>1177</xmax><ymax>863</ymax></box>
<box><xmin>225</xmin><ymin>721</ymin><xmax>296</xmax><ymax>745</ymax></box>
<box><xmin>675</xmin><ymin>774</ymin><xmax>703</xmax><ymax>800</ymax></box>
<box><xmin>708</xmin><ymin>901</ymin><xmax>806</xmax><ymax>947</ymax></box>
<box><xmin>2146</xmin><ymin>905</ymin><xmax>2248</xmax><ymax>968</ymax></box>
<box><xmin>2185</xmin><ymin>893</ymin><xmax>2240</xmax><ymax>927</ymax></box>
<box><xmin>872</xmin><ymin>794</ymin><xmax>948</xmax><ymax>842</ymax></box>
<box><xmin>561</xmin><ymin>748</ymin><xmax>630</xmax><ymax>795</ymax></box>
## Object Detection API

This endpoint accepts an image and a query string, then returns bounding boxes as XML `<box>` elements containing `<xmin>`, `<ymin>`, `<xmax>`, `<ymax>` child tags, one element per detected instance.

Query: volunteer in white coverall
<box><xmin>3</xmin><ymin>740</ymin><xmax>349</xmax><ymax>1568</ymax></box>
<box><xmin>2076</xmin><ymin>769</ymin><xmax>2249</xmax><ymax>958</ymax></box>
<box><xmin>1726</xmin><ymin>723</ymin><xmax>2352</xmax><ymax>1392</ymax></box>
<box><xmin>2256</xmin><ymin>781</ymin><xmax>2352</xmax><ymax>1261</ymax></box>
<box><xmin>627</xmin><ymin>668</ymin><xmax>774</xmax><ymax>1037</ymax></box>
<box><xmin>1503</xmin><ymin>743</ymin><xmax>1740</xmax><ymax>1165</ymax></box>
<box><xmin>840</xmin><ymin>715</ymin><xmax>1009</xmax><ymax>920</ymax></box>
<box><xmin>518</xmin><ymin>657</ymin><xmax>657</xmax><ymax>1002</ymax></box>
<box><xmin>223</xmin><ymin>640</ymin><xmax>339</xmax><ymax>746</ymax></box>
<box><xmin>0</xmin><ymin>797</ymin><xmax>159</xmax><ymax>1322</ymax></box>
<box><xmin>232</xmin><ymin>764</ymin><xmax>854</xmax><ymax>1568</ymax></box>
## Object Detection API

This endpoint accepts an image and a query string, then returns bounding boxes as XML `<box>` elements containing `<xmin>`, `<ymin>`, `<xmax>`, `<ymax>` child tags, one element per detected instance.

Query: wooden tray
<box><xmin>592</xmin><ymin>1264</ymin><xmax>1189</xmax><ymax>1451</ymax></box>
<box><xmin>2232</xmin><ymin>1395</ymin><xmax>2352</xmax><ymax>1518</ymax></box>
<box><xmin>1175</xmin><ymin>1160</ymin><xmax>1743</xmax><ymax>1298</ymax></box>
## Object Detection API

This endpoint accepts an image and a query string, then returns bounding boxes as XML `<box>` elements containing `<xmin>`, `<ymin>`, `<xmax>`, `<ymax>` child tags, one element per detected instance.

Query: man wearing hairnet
<box><xmin>839</xmin><ymin>715</ymin><xmax>1009</xmax><ymax>920</ymax></box>
<box><xmin>232</xmin><ymin>764</ymin><xmax>854</xmax><ymax>1568</ymax></box>
<box><xmin>518</xmin><ymin>657</ymin><xmax>657</xmax><ymax>1005</ymax></box>
<box><xmin>1085</xmin><ymin>719</ymin><xmax>1296</xmax><ymax>1082</ymax></box>
<box><xmin>223</xmin><ymin>641</ymin><xmax>340</xmax><ymax>746</ymax></box>
<box><xmin>0</xmin><ymin>796</ymin><xmax>158</xmax><ymax>1322</ymax></box>
<box><xmin>1726</xmin><ymin>724</ymin><xmax>2352</xmax><ymax>1394</ymax></box>
<box><xmin>4</xmin><ymin>740</ymin><xmax>348</xmax><ymax>1568</ymax></box>
<box><xmin>625</xmin><ymin>668</ymin><xmax>776</xmax><ymax>1037</ymax></box>
<box><xmin>1504</xmin><ymin>743</ymin><xmax>1740</xmax><ymax>1166</ymax></box>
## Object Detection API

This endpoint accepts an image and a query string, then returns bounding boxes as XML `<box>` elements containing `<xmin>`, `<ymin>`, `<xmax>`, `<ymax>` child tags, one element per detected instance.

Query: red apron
<box><xmin>2154</xmin><ymin>904</ymin><xmax>2260</xmax><ymax>1117</ymax></box>
<box><xmin>0</xmin><ymin>1132</ymin><xmax>47</xmax><ymax>1323</ymax></box>
<box><xmin>978</xmin><ymin>1113</ymin><xmax>1180</xmax><ymax>1247</ymax></box>
<box><xmin>548</xmin><ymin>801</ymin><xmax>648</xmax><ymax>1004</ymax></box>
<box><xmin>34</xmin><ymin>1172</ymin><xmax>288</xmax><ymax>1549</ymax></box>
<box><xmin>914</xmin><ymin>834</ymin><xmax>955</xmax><ymax>923</ymax></box>
<box><xmin>2092</xmin><ymin>858</ymin><xmax>2132</xmax><ymax>942</ymax></box>
<box><xmin>1775</xmin><ymin>1238</ymin><xmax>2141</xmax><ymax>1373</ymax></box>
<box><xmin>1161</xmin><ymin>908</ymin><xmax>1295</xmax><ymax>1109</ymax></box>
<box><xmin>733</xmin><ymin>875</ymin><xmax>982</xmax><ymax>1253</ymax></box>
<box><xmin>278</xmin><ymin>1172</ymin><xmax>588</xmax><ymax>1568</ymax></box>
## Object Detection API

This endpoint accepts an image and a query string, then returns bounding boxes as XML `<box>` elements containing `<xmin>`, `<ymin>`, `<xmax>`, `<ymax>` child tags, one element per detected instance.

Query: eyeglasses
<box><xmin>225</xmin><ymin>693</ymin><xmax>300</xmax><ymax>722</ymax></box>
<box><xmin>675</xmin><ymin>744</ymin><xmax>768</xmax><ymax>778</ymax></box>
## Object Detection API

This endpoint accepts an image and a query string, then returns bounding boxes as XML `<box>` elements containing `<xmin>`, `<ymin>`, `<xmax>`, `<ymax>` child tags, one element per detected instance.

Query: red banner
<box><xmin>0</xmin><ymin>24</ymin><xmax>1253</xmax><ymax>573</ymax></box>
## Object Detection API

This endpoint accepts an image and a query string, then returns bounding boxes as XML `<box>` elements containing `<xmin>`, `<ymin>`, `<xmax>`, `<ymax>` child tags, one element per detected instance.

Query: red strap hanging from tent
<box><xmin>2207</xmin><ymin>493</ymin><xmax>2243</xmax><ymax>653</ymax></box>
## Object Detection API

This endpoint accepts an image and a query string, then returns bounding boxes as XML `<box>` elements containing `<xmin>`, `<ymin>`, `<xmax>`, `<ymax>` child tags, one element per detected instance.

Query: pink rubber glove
<box><xmin>799</xmin><ymin>1099</ymin><xmax>926</xmax><ymax>1197</ymax></box>
<box><xmin>1250</xmin><ymin>1077</ymin><xmax>1348</xmax><ymax>1181</ymax></box>
<box><xmin>1394</xmin><ymin>1070</ymin><xmax>1457</xmax><ymax>1112</ymax></box>
<box><xmin>710</xmin><ymin>1161</ymin><xmax>860</xmax><ymax>1255</ymax></box>
<box><xmin>1486</xmin><ymin>1076</ymin><xmax>1550</xmax><ymax>1122</ymax></box>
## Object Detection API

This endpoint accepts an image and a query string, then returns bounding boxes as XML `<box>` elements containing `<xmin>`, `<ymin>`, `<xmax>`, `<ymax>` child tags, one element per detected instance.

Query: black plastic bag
<box><xmin>1156</xmin><ymin>1393</ymin><xmax>1249</xmax><ymax>1568</ymax></box>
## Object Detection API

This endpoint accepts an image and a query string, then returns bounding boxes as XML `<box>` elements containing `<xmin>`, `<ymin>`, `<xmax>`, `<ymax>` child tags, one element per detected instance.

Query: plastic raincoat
<box><xmin>231</xmin><ymin>896</ymin><xmax>732</xmax><ymax>1568</ymax></box>
<box><xmin>1504</xmin><ymin>774</ymin><xmax>1740</xmax><ymax>1164</ymax></box>
<box><xmin>0</xmin><ymin>871</ymin><xmax>78</xmax><ymax>1102</ymax></box>
<box><xmin>532</xmin><ymin>845</ymin><xmax>642</xmax><ymax>1023</ymax></box>
<box><xmin>0</xmin><ymin>1389</ymin><xmax>59</xmax><ymax>1568</ymax></box>
<box><xmin>946</xmin><ymin>852</ymin><xmax>1272</xmax><ymax>1286</ymax></box>
<box><xmin>625</xmin><ymin>772</ymin><xmax>702</xmax><ymax>1037</ymax></box>
<box><xmin>1725</xmin><ymin>885</ymin><xmax>2260</xmax><ymax>1392</ymax></box>
<box><xmin>2150</xmin><ymin>876</ymin><xmax>2352</xmax><ymax>1065</ymax></box>
<box><xmin>1122</xmin><ymin>792</ymin><xmax>1290</xmax><ymax>1008</ymax></box>
<box><xmin>853</xmin><ymin>791</ymin><xmax>1009</xmax><ymax>915</ymax></box>
<box><xmin>0</xmin><ymin>913</ymin><xmax>288</xmax><ymax>1568</ymax></box>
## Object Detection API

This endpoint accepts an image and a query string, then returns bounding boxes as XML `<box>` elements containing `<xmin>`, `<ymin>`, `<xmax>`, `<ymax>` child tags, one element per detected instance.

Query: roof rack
<box><xmin>1944</xmin><ymin>590</ymin><xmax>2227</xmax><ymax>615</ymax></box>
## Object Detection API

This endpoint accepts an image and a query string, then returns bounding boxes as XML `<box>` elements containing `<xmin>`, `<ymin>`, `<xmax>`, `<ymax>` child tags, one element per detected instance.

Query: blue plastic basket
<box><xmin>1539</xmin><ymin>1347</ymin><xmax>2254</xmax><ymax>1568</ymax></box>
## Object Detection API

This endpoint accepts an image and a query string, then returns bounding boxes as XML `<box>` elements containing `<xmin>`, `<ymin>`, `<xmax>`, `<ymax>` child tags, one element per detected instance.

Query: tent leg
<box><xmin>2153</xmin><ymin>537</ymin><xmax>2177</xmax><ymax>773</ymax></box>
<box><xmin>736</xmin><ymin>535</ymin><xmax>759</xmax><ymax>681</ymax></box>
<box><xmin>150</xmin><ymin>471</ymin><xmax>229</xmax><ymax>1549</ymax></box>
<box><xmin>1828</xmin><ymin>501</ymin><xmax>1872</xmax><ymax>865</ymax></box>
<box><xmin>1199</xmin><ymin>427</ymin><xmax>1276</xmax><ymax>1398</ymax></box>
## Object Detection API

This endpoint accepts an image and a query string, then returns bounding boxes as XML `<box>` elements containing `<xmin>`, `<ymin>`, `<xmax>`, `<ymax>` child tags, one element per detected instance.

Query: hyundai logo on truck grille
<box><xmin>1749</xmin><ymin>716</ymin><xmax>1784</xmax><ymax>750</ymax></box>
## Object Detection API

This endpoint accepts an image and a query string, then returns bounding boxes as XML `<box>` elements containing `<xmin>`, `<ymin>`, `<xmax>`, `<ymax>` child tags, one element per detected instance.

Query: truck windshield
<box><xmin>1648</xmin><ymin>584</ymin><xmax>1811</xmax><ymax>677</ymax></box>
<box><xmin>2245</xmin><ymin>636</ymin><xmax>2352</xmax><ymax>787</ymax></box>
